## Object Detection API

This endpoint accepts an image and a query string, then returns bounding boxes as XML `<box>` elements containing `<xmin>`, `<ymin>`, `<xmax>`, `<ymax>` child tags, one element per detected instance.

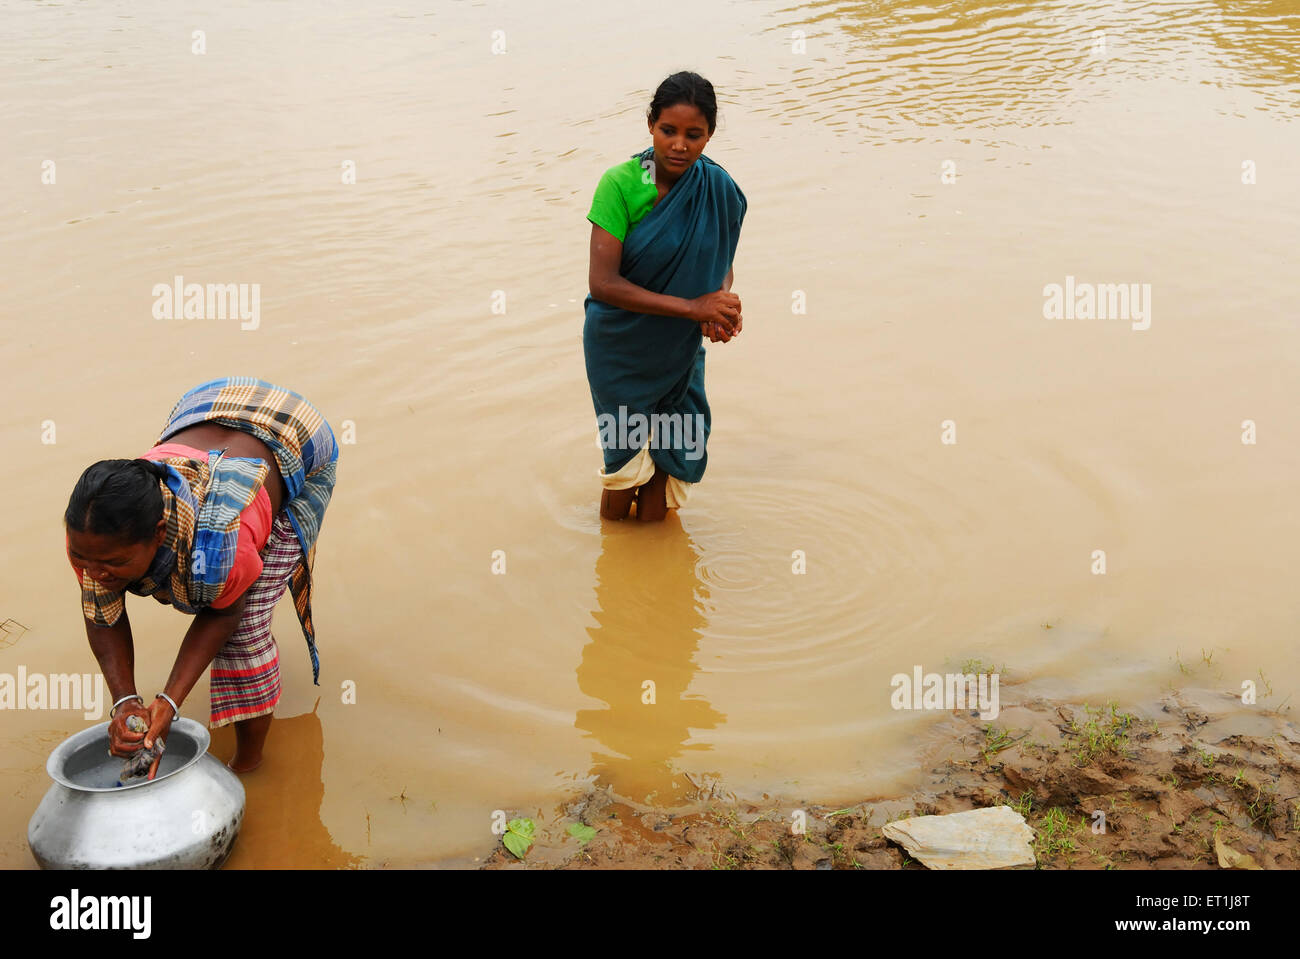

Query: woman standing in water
<box><xmin>584</xmin><ymin>71</ymin><xmax>747</xmax><ymax>521</ymax></box>
<box><xmin>64</xmin><ymin>377</ymin><xmax>337</xmax><ymax>775</ymax></box>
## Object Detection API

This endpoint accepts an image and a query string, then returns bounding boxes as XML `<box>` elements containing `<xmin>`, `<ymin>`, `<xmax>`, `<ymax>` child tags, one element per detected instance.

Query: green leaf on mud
<box><xmin>568</xmin><ymin>823</ymin><xmax>597</xmax><ymax>844</ymax></box>
<box><xmin>504</xmin><ymin>831</ymin><xmax>530</xmax><ymax>857</ymax></box>
<box><xmin>503</xmin><ymin>830</ymin><xmax>532</xmax><ymax>859</ymax></box>
<box><xmin>502</xmin><ymin>817</ymin><xmax>536</xmax><ymax>859</ymax></box>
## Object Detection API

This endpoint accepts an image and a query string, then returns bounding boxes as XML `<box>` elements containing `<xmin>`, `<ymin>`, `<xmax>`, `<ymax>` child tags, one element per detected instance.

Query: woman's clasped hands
<box><xmin>690</xmin><ymin>289</ymin><xmax>743</xmax><ymax>344</ymax></box>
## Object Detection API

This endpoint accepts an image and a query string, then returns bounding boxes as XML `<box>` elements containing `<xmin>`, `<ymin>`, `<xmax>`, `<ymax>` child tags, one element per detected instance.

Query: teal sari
<box><xmin>583</xmin><ymin>146</ymin><xmax>747</xmax><ymax>484</ymax></box>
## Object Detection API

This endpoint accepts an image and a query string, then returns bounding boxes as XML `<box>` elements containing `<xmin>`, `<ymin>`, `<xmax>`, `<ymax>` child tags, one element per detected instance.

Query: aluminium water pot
<box><xmin>28</xmin><ymin>717</ymin><xmax>245</xmax><ymax>869</ymax></box>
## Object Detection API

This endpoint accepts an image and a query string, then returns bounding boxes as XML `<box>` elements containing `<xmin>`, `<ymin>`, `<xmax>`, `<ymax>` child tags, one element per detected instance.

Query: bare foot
<box><xmin>228</xmin><ymin>754</ymin><xmax>264</xmax><ymax>773</ymax></box>
<box><xmin>229</xmin><ymin>712</ymin><xmax>273</xmax><ymax>773</ymax></box>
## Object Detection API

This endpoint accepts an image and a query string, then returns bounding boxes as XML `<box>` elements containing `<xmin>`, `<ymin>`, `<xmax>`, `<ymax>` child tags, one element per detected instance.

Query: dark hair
<box><xmin>648</xmin><ymin>71</ymin><xmax>718</xmax><ymax>134</ymax></box>
<box><xmin>65</xmin><ymin>459</ymin><xmax>167</xmax><ymax>544</ymax></box>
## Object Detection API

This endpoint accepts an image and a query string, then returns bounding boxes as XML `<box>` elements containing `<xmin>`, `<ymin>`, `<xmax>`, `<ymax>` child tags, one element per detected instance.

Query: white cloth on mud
<box><xmin>598</xmin><ymin>442</ymin><xmax>691</xmax><ymax>508</ymax></box>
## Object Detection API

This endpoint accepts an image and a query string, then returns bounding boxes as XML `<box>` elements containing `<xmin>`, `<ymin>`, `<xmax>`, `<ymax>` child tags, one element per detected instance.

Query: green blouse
<box><xmin>586</xmin><ymin>155</ymin><xmax>658</xmax><ymax>243</ymax></box>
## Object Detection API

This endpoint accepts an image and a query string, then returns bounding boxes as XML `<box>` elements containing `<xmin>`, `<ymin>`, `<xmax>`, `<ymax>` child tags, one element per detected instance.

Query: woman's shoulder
<box><xmin>596</xmin><ymin>154</ymin><xmax>648</xmax><ymax>187</ymax></box>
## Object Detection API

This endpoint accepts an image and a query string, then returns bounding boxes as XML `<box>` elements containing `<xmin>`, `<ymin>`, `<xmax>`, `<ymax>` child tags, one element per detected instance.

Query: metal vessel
<box><xmin>28</xmin><ymin>718</ymin><xmax>245</xmax><ymax>869</ymax></box>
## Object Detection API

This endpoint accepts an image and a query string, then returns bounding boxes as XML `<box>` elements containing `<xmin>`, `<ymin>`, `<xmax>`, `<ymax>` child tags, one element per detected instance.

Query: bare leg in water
<box><xmin>600</xmin><ymin>486</ymin><xmax>637</xmax><ymax>520</ymax></box>
<box><xmin>600</xmin><ymin>466</ymin><xmax>672</xmax><ymax>522</ymax></box>
<box><xmin>635</xmin><ymin>466</ymin><xmax>670</xmax><ymax>522</ymax></box>
<box><xmin>230</xmin><ymin>713</ymin><xmax>273</xmax><ymax>772</ymax></box>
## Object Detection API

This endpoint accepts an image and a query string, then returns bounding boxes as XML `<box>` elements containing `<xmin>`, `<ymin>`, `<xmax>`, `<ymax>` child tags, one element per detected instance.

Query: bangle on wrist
<box><xmin>110</xmin><ymin>694</ymin><xmax>144</xmax><ymax>718</ymax></box>
<box><xmin>156</xmin><ymin>693</ymin><xmax>180</xmax><ymax>721</ymax></box>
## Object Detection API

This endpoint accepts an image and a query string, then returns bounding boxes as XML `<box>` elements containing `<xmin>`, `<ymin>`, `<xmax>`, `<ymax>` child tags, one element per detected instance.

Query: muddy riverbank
<box><xmin>483</xmin><ymin>688</ymin><xmax>1300</xmax><ymax>869</ymax></box>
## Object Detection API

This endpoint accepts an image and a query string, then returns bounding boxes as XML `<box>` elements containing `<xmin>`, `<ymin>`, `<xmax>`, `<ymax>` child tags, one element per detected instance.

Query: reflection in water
<box><xmin>576</xmin><ymin>517</ymin><xmax>726</xmax><ymax>807</ymax></box>
<box><xmin>209</xmin><ymin>700</ymin><xmax>359</xmax><ymax>868</ymax></box>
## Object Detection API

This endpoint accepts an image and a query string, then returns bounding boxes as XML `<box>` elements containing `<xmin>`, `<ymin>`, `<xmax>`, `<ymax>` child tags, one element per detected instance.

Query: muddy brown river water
<box><xmin>1</xmin><ymin>0</ymin><xmax>1297</xmax><ymax>867</ymax></box>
